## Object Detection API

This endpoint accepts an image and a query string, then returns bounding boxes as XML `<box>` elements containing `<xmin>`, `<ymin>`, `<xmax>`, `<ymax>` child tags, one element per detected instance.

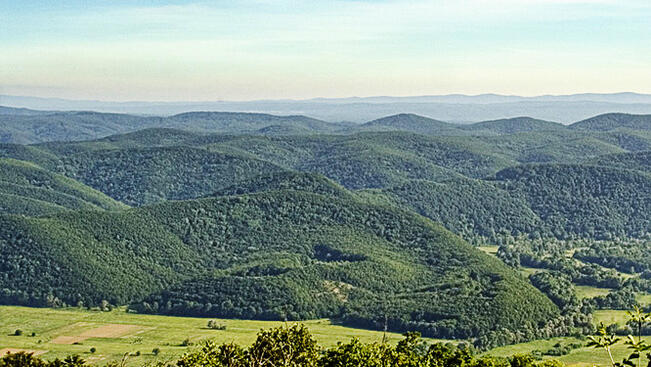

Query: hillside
<box><xmin>570</xmin><ymin>113</ymin><xmax>651</xmax><ymax>131</ymax></box>
<box><xmin>0</xmin><ymin>110</ymin><xmax>346</xmax><ymax>144</ymax></box>
<box><xmin>352</xmin><ymin>113</ymin><xmax>470</xmax><ymax>135</ymax></box>
<box><xmin>378</xmin><ymin>178</ymin><xmax>542</xmax><ymax>243</ymax></box>
<box><xmin>55</xmin><ymin>146</ymin><xmax>286</xmax><ymax>206</ymax></box>
<box><xmin>461</xmin><ymin>117</ymin><xmax>567</xmax><ymax>135</ymax></box>
<box><xmin>0</xmin><ymin>189</ymin><xmax>559</xmax><ymax>342</ymax></box>
<box><xmin>0</xmin><ymin>158</ymin><xmax>127</xmax><ymax>215</ymax></box>
<box><xmin>0</xmin><ymin>111</ymin><xmax>158</xmax><ymax>144</ymax></box>
<box><xmin>493</xmin><ymin>164</ymin><xmax>651</xmax><ymax>239</ymax></box>
<box><xmin>211</xmin><ymin>171</ymin><xmax>354</xmax><ymax>200</ymax></box>
<box><xmin>586</xmin><ymin>151</ymin><xmax>651</xmax><ymax>172</ymax></box>
<box><xmin>165</xmin><ymin>111</ymin><xmax>347</xmax><ymax>133</ymax></box>
<box><xmin>0</xmin><ymin>131</ymin><xmax>514</xmax><ymax>201</ymax></box>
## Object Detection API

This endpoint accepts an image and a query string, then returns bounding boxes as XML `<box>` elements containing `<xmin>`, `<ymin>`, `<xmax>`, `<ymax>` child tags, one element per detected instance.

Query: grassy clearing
<box><xmin>519</xmin><ymin>266</ymin><xmax>549</xmax><ymax>277</ymax></box>
<box><xmin>478</xmin><ymin>246</ymin><xmax>499</xmax><ymax>255</ymax></box>
<box><xmin>574</xmin><ymin>285</ymin><xmax>611</xmax><ymax>299</ymax></box>
<box><xmin>486</xmin><ymin>336</ymin><xmax>651</xmax><ymax>367</ymax></box>
<box><xmin>637</xmin><ymin>292</ymin><xmax>651</xmax><ymax>307</ymax></box>
<box><xmin>0</xmin><ymin>306</ymin><xmax>442</xmax><ymax>366</ymax></box>
<box><xmin>593</xmin><ymin>310</ymin><xmax>631</xmax><ymax>326</ymax></box>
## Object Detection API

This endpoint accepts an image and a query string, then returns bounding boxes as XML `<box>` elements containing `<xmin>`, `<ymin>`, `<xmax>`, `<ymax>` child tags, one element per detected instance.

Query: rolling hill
<box><xmin>55</xmin><ymin>146</ymin><xmax>286</xmax><ymax>206</ymax></box>
<box><xmin>0</xmin><ymin>158</ymin><xmax>127</xmax><ymax>215</ymax></box>
<box><xmin>493</xmin><ymin>164</ymin><xmax>651</xmax><ymax>239</ymax></box>
<box><xmin>0</xmin><ymin>188</ymin><xmax>559</xmax><ymax>342</ymax></box>
<box><xmin>461</xmin><ymin>117</ymin><xmax>567</xmax><ymax>135</ymax></box>
<box><xmin>0</xmin><ymin>110</ymin><xmax>349</xmax><ymax>144</ymax></box>
<box><xmin>351</xmin><ymin>113</ymin><xmax>470</xmax><ymax>135</ymax></box>
<box><xmin>570</xmin><ymin>113</ymin><xmax>651</xmax><ymax>131</ymax></box>
<box><xmin>585</xmin><ymin>151</ymin><xmax>651</xmax><ymax>172</ymax></box>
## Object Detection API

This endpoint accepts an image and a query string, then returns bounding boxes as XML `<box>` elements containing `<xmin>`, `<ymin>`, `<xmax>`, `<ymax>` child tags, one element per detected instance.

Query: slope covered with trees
<box><xmin>0</xmin><ymin>158</ymin><xmax>127</xmax><ymax>215</ymax></box>
<box><xmin>350</xmin><ymin>113</ymin><xmax>471</xmax><ymax>136</ymax></box>
<box><xmin>0</xmin><ymin>188</ymin><xmax>559</xmax><ymax>342</ymax></box>
<box><xmin>493</xmin><ymin>164</ymin><xmax>651</xmax><ymax>239</ymax></box>
<box><xmin>54</xmin><ymin>147</ymin><xmax>286</xmax><ymax>206</ymax></box>
<box><xmin>569</xmin><ymin>113</ymin><xmax>651</xmax><ymax>131</ymax></box>
<box><xmin>461</xmin><ymin>117</ymin><xmax>567</xmax><ymax>135</ymax></box>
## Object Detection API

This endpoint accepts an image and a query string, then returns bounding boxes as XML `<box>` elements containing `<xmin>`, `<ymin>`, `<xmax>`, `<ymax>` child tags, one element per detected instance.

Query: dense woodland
<box><xmin>0</xmin><ymin>108</ymin><xmax>649</xmax><ymax>350</ymax></box>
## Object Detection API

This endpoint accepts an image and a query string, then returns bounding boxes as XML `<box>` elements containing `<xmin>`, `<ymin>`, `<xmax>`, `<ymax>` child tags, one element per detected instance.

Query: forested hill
<box><xmin>460</xmin><ymin>117</ymin><xmax>567</xmax><ymax>134</ymax></box>
<box><xmin>0</xmin><ymin>117</ymin><xmax>649</xmax><ymax>241</ymax></box>
<box><xmin>569</xmin><ymin>113</ymin><xmax>651</xmax><ymax>131</ymax></box>
<box><xmin>0</xmin><ymin>158</ymin><xmax>127</xmax><ymax>215</ymax></box>
<box><xmin>0</xmin><ymin>110</ymin><xmax>348</xmax><ymax>144</ymax></box>
<box><xmin>349</xmin><ymin>113</ymin><xmax>470</xmax><ymax>135</ymax></box>
<box><xmin>2</xmin><ymin>106</ymin><xmax>650</xmax><ymax>145</ymax></box>
<box><xmin>0</xmin><ymin>188</ymin><xmax>559</xmax><ymax>344</ymax></box>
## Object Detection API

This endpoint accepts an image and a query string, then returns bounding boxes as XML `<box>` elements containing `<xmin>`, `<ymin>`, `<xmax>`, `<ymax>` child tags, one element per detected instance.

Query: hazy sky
<box><xmin>1</xmin><ymin>0</ymin><xmax>650</xmax><ymax>101</ymax></box>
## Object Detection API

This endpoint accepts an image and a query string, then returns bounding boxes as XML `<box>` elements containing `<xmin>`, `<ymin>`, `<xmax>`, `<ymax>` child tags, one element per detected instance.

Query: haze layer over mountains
<box><xmin>4</xmin><ymin>92</ymin><xmax>651</xmax><ymax>123</ymax></box>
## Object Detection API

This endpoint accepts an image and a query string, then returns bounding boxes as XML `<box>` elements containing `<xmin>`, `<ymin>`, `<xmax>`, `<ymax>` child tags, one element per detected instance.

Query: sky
<box><xmin>1</xmin><ymin>0</ymin><xmax>651</xmax><ymax>101</ymax></box>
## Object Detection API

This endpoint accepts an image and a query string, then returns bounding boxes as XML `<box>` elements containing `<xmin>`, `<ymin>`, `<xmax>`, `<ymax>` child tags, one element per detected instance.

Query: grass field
<box><xmin>574</xmin><ymin>285</ymin><xmax>611</xmax><ymax>299</ymax></box>
<box><xmin>2</xmin><ymin>305</ymin><xmax>649</xmax><ymax>367</ymax></box>
<box><xmin>0</xmin><ymin>306</ymin><xmax>443</xmax><ymax>366</ymax></box>
<box><xmin>487</xmin><ymin>335</ymin><xmax>651</xmax><ymax>367</ymax></box>
<box><xmin>488</xmin><ymin>308</ymin><xmax>651</xmax><ymax>367</ymax></box>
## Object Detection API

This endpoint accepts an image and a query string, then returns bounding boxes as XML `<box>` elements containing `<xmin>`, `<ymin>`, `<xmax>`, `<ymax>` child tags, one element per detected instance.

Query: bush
<box><xmin>89</xmin><ymin>347</ymin><xmax>96</xmax><ymax>354</ymax></box>
<box><xmin>13</xmin><ymin>330</ymin><xmax>22</xmax><ymax>336</ymax></box>
<box><xmin>207</xmin><ymin>320</ymin><xmax>227</xmax><ymax>330</ymax></box>
<box><xmin>181</xmin><ymin>338</ymin><xmax>193</xmax><ymax>347</ymax></box>
<box><xmin>152</xmin><ymin>348</ymin><xmax>160</xmax><ymax>356</ymax></box>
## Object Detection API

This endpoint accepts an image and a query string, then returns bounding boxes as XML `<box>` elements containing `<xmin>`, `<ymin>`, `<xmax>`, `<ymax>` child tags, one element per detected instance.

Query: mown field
<box><xmin>0</xmin><ymin>306</ymin><xmax>442</xmax><ymax>366</ymax></box>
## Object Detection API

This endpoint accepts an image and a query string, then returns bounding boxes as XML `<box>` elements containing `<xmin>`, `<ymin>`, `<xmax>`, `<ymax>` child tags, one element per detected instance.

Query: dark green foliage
<box><xmin>57</xmin><ymin>147</ymin><xmax>285</xmax><ymax>206</ymax></box>
<box><xmin>529</xmin><ymin>272</ymin><xmax>578</xmax><ymax>310</ymax></box>
<box><xmin>0</xmin><ymin>353</ymin><xmax>87</xmax><ymax>367</ymax></box>
<box><xmin>0</xmin><ymin>210</ymin><xmax>201</xmax><ymax>306</ymax></box>
<box><xmin>211</xmin><ymin>171</ymin><xmax>353</xmax><ymax>200</ymax></box>
<box><xmin>573</xmin><ymin>240</ymin><xmax>650</xmax><ymax>274</ymax></box>
<box><xmin>1</xmin><ymin>109</ymin><xmax>649</xmax><ymax>349</ymax></box>
<box><xmin>381</xmin><ymin>178</ymin><xmax>540</xmax><ymax>244</ymax></box>
<box><xmin>494</xmin><ymin>164</ymin><xmax>651</xmax><ymax>239</ymax></box>
<box><xmin>0</xmin><ymin>158</ymin><xmax>127</xmax><ymax>215</ymax></box>
<box><xmin>0</xmin><ymin>189</ymin><xmax>558</xmax><ymax>341</ymax></box>
<box><xmin>583</xmin><ymin>288</ymin><xmax>638</xmax><ymax>310</ymax></box>
<box><xmin>586</xmin><ymin>151</ymin><xmax>651</xmax><ymax>173</ymax></box>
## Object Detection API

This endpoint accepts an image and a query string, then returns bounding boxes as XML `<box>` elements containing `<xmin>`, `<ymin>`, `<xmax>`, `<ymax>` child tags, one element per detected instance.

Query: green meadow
<box><xmin>0</xmin><ymin>306</ymin><xmax>442</xmax><ymax>366</ymax></box>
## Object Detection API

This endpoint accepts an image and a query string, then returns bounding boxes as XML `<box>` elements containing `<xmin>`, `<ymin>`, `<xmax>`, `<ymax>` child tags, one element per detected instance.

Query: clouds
<box><xmin>1</xmin><ymin>0</ymin><xmax>650</xmax><ymax>100</ymax></box>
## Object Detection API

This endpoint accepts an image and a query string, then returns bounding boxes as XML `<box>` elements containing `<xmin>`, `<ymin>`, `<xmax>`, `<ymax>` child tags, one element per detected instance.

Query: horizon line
<box><xmin>2</xmin><ymin>91</ymin><xmax>651</xmax><ymax>105</ymax></box>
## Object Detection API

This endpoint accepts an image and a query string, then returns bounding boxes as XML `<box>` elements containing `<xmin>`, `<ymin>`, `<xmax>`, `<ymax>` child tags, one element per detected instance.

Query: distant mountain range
<box><xmin>1</xmin><ymin>105</ymin><xmax>649</xmax><ymax>144</ymax></box>
<box><xmin>3</xmin><ymin>93</ymin><xmax>651</xmax><ymax>122</ymax></box>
